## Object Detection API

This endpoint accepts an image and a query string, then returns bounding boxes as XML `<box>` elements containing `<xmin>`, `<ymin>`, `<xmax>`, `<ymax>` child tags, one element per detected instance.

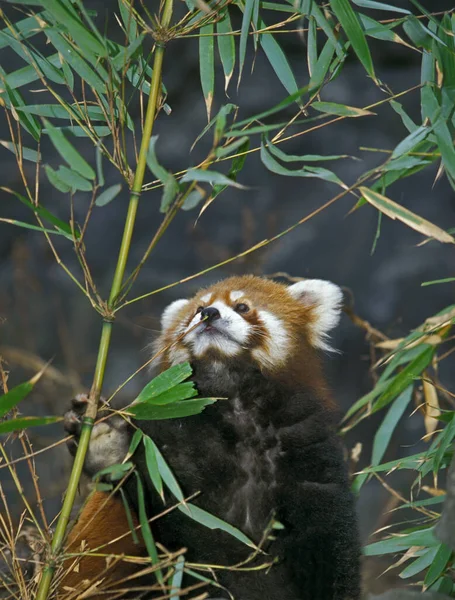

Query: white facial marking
<box><xmin>183</xmin><ymin>299</ymin><xmax>251</xmax><ymax>357</ymax></box>
<box><xmin>200</xmin><ymin>293</ymin><xmax>212</xmax><ymax>304</ymax></box>
<box><xmin>161</xmin><ymin>299</ymin><xmax>189</xmax><ymax>332</ymax></box>
<box><xmin>288</xmin><ymin>279</ymin><xmax>343</xmax><ymax>351</ymax></box>
<box><xmin>230</xmin><ymin>290</ymin><xmax>244</xmax><ymax>302</ymax></box>
<box><xmin>253</xmin><ymin>310</ymin><xmax>290</xmax><ymax>369</ymax></box>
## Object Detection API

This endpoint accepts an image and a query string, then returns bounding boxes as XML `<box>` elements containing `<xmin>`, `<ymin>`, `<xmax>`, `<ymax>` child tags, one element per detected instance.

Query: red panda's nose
<box><xmin>200</xmin><ymin>306</ymin><xmax>221</xmax><ymax>323</ymax></box>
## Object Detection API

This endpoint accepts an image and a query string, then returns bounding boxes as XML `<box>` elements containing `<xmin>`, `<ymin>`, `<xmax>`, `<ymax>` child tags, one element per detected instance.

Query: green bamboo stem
<box><xmin>35</xmin><ymin>3</ymin><xmax>174</xmax><ymax>598</ymax></box>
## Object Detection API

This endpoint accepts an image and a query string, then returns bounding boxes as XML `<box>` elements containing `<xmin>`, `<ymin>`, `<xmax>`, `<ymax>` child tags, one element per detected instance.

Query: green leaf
<box><xmin>330</xmin><ymin>0</ymin><xmax>376</xmax><ymax>82</ymax></box>
<box><xmin>199</xmin><ymin>23</ymin><xmax>214</xmax><ymax>121</ymax></box>
<box><xmin>364</xmin><ymin>528</ymin><xmax>438</xmax><ymax>556</ymax></box>
<box><xmin>135</xmin><ymin>472</ymin><xmax>163</xmax><ymax>584</ymax></box>
<box><xmin>372</xmin><ymin>386</ymin><xmax>413</xmax><ymax>466</ymax></box>
<box><xmin>95</xmin><ymin>184</ymin><xmax>122</xmax><ymax>207</ymax></box>
<box><xmin>40</xmin><ymin>0</ymin><xmax>106</xmax><ymax>58</ymax></box>
<box><xmin>399</xmin><ymin>546</ymin><xmax>439</xmax><ymax>579</ymax></box>
<box><xmin>170</xmin><ymin>555</ymin><xmax>185</xmax><ymax>600</ymax></box>
<box><xmin>0</xmin><ymin>140</ymin><xmax>40</xmax><ymax>162</ymax></box>
<box><xmin>299</xmin><ymin>0</ymin><xmax>344</xmax><ymax>57</ymax></box>
<box><xmin>389</xmin><ymin>101</ymin><xmax>418</xmax><ymax>132</ymax></box>
<box><xmin>56</xmin><ymin>166</ymin><xmax>93</xmax><ymax>192</ymax></box>
<box><xmin>2</xmin><ymin>83</ymin><xmax>41</xmax><ymax>141</ymax></box>
<box><xmin>309</xmin><ymin>38</ymin><xmax>336</xmax><ymax>91</ymax></box>
<box><xmin>0</xmin><ymin>416</ymin><xmax>62</xmax><ymax>434</ymax></box>
<box><xmin>261</xmin><ymin>141</ymin><xmax>347</xmax><ymax>188</ymax></box>
<box><xmin>128</xmin><ymin>398</ymin><xmax>217</xmax><ymax>420</ymax></box>
<box><xmin>44</xmin><ymin>165</ymin><xmax>71</xmax><ymax>193</ymax></box>
<box><xmin>134</xmin><ymin>363</ymin><xmax>193</xmax><ymax>403</ymax></box>
<box><xmin>143</xmin><ymin>435</ymin><xmax>164</xmax><ymax>501</ymax></box>
<box><xmin>14</xmin><ymin>104</ymin><xmax>106</xmax><ymax>121</ymax></box>
<box><xmin>259</xmin><ymin>20</ymin><xmax>299</xmax><ymax>97</ymax></box>
<box><xmin>128</xmin><ymin>429</ymin><xmax>143</xmax><ymax>456</ymax></box>
<box><xmin>239</xmin><ymin>0</ymin><xmax>257</xmax><ymax>84</ymax></box>
<box><xmin>94</xmin><ymin>461</ymin><xmax>133</xmax><ymax>481</ymax></box>
<box><xmin>179</xmin><ymin>502</ymin><xmax>255</xmax><ymax>548</ymax></box>
<box><xmin>96</xmin><ymin>143</ymin><xmax>105</xmax><ymax>186</ymax></box>
<box><xmin>373</xmin><ymin>346</ymin><xmax>435</xmax><ymax>414</ymax></box>
<box><xmin>352</xmin><ymin>0</ymin><xmax>410</xmax><ymax>13</ymax></box>
<box><xmin>391</xmin><ymin>125</ymin><xmax>431</xmax><ymax>159</ymax></box>
<box><xmin>181</xmin><ymin>168</ymin><xmax>246</xmax><ymax>189</ymax></box>
<box><xmin>424</xmin><ymin>543</ymin><xmax>452</xmax><ymax>587</ymax></box>
<box><xmin>217</xmin><ymin>10</ymin><xmax>235</xmax><ymax>92</ymax></box>
<box><xmin>312</xmin><ymin>101</ymin><xmax>374</xmax><ymax>117</ymax></box>
<box><xmin>359</xmin><ymin>187</ymin><xmax>455</xmax><ymax>244</ymax></box>
<box><xmin>182</xmin><ymin>189</ymin><xmax>204</xmax><ymax>211</ymax></box>
<box><xmin>118</xmin><ymin>0</ymin><xmax>138</xmax><ymax>39</ymax></box>
<box><xmin>43</xmin><ymin>27</ymin><xmax>106</xmax><ymax>94</ymax></box>
<box><xmin>153</xmin><ymin>440</ymin><xmax>184</xmax><ymax>502</ymax></box>
<box><xmin>422</xmin><ymin>277</ymin><xmax>455</xmax><ymax>287</ymax></box>
<box><xmin>0</xmin><ymin>217</ymin><xmax>70</xmax><ymax>237</ymax></box>
<box><xmin>0</xmin><ymin>186</ymin><xmax>76</xmax><ymax>239</ymax></box>
<box><xmin>44</xmin><ymin>120</ymin><xmax>95</xmax><ymax>180</ymax></box>
<box><xmin>140</xmin><ymin>382</ymin><xmax>197</xmax><ymax>406</ymax></box>
<box><xmin>146</xmin><ymin>136</ymin><xmax>180</xmax><ymax>212</ymax></box>
<box><xmin>0</xmin><ymin>381</ymin><xmax>33</xmax><ymax>418</ymax></box>
<box><xmin>119</xmin><ymin>488</ymin><xmax>140</xmax><ymax>545</ymax></box>
<box><xmin>421</xmin><ymin>85</ymin><xmax>455</xmax><ymax>181</ymax></box>
<box><xmin>215</xmin><ymin>137</ymin><xmax>250</xmax><ymax>159</ymax></box>
<box><xmin>433</xmin><ymin>415</ymin><xmax>455</xmax><ymax>475</ymax></box>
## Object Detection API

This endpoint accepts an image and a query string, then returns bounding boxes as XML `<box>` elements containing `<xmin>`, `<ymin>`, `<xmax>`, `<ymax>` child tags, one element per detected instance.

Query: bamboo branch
<box><xmin>34</xmin><ymin>2</ymin><xmax>174</xmax><ymax>598</ymax></box>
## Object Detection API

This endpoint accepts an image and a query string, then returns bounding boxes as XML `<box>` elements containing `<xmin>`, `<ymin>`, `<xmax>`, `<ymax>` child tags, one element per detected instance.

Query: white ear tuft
<box><xmin>288</xmin><ymin>279</ymin><xmax>343</xmax><ymax>351</ymax></box>
<box><xmin>161</xmin><ymin>299</ymin><xmax>189</xmax><ymax>332</ymax></box>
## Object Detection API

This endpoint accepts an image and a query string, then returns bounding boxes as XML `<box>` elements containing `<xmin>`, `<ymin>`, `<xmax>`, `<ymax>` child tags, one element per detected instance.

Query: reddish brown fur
<box><xmin>158</xmin><ymin>276</ymin><xmax>334</xmax><ymax>406</ymax></box>
<box><xmin>58</xmin><ymin>491</ymin><xmax>145</xmax><ymax>598</ymax></box>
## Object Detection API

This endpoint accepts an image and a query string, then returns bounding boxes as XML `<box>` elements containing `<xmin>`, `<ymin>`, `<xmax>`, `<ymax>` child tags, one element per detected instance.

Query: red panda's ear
<box><xmin>161</xmin><ymin>299</ymin><xmax>189</xmax><ymax>331</ymax></box>
<box><xmin>287</xmin><ymin>280</ymin><xmax>343</xmax><ymax>351</ymax></box>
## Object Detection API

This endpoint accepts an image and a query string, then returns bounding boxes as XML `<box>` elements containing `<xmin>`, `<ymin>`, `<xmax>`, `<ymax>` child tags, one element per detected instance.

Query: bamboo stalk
<box><xmin>35</xmin><ymin>2</ymin><xmax>174</xmax><ymax>598</ymax></box>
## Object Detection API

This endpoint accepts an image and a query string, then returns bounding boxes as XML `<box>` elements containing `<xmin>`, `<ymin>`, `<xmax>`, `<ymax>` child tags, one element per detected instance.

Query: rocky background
<box><xmin>1</xmin><ymin>0</ymin><xmax>455</xmax><ymax>595</ymax></box>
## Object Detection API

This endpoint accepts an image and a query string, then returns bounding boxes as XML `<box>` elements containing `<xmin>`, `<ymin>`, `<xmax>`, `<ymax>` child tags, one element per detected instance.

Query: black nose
<box><xmin>200</xmin><ymin>306</ymin><xmax>221</xmax><ymax>323</ymax></box>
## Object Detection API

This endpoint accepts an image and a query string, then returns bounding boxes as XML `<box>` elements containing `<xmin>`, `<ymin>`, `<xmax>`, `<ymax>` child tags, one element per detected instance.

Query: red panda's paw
<box><xmin>64</xmin><ymin>395</ymin><xmax>130</xmax><ymax>478</ymax></box>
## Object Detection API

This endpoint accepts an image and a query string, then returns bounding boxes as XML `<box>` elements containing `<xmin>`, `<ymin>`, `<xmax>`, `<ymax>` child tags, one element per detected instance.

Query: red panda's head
<box><xmin>153</xmin><ymin>275</ymin><xmax>343</xmax><ymax>378</ymax></box>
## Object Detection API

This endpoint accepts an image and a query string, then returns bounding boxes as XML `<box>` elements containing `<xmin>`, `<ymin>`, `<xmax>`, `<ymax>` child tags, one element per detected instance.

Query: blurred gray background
<box><xmin>0</xmin><ymin>1</ymin><xmax>454</xmax><ymax>594</ymax></box>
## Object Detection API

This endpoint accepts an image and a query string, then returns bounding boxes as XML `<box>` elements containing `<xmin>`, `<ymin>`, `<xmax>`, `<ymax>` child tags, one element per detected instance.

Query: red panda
<box><xmin>58</xmin><ymin>275</ymin><xmax>361</xmax><ymax>599</ymax></box>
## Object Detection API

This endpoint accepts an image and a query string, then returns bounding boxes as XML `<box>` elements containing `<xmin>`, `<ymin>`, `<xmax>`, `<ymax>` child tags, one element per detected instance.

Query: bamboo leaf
<box><xmin>239</xmin><ymin>0</ymin><xmax>257</xmax><ymax>84</ymax></box>
<box><xmin>0</xmin><ymin>217</ymin><xmax>70</xmax><ymax>236</ymax></box>
<box><xmin>56</xmin><ymin>166</ymin><xmax>93</xmax><ymax>192</ymax></box>
<box><xmin>312</xmin><ymin>101</ymin><xmax>374</xmax><ymax>117</ymax></box>
<box><xmin>199</xmin><ymin>23</ymin><xmax>214</xmax><ymax>121</ymax></box>
<box><xmin>259</xmin><ymin>21</ymin><xmax>299</xmax><ymax>97</ymax></box>
<box><xmin>0</xmin><ymin>416</ymin><xmax>62</xmax><ymax>434</ymax></box>
<box><xmin>44</xmin><ymin>165</ymin><xmax>72</xmax><ymax>193</ymax></box>
<box><xmin>44</xmin><ymin>119</ymin><xmax>95</xmax><ymax>180</ymax></box>
<box><xmin>135</xmin><ymin>472</ymin><xmax>163</xmax><ymax>584</ymax></box>
<box><xmin>179</xmin><ymin>502</ymin><xmax>255</xmax><ymax>548</ymax></box>
<box><xmin>424</xmin><ymin>543</ymin><xmax>452</xmax><ymax>587</ymax></box>
<box><xmin>146</xmin><ymin>136</ymin><xmax>180</xmax><ymax>212</ymax></box>
<box><xmin>134</xmin><ymin>363</ymin><xmax>193</xmax><ymax>403</ymax></box>
<box><xmin>143</xmin><ymin>435</ymin><xmax>164</xmax><ymax>501</ymax></box>
<box><xmin>330</xmin><ymin>0</ymin><xmax>377</xmax><ymax>82</ymax></box>
<box><xmin>364</xmin><ymin>528</ymin><xmax>438</xmax><ymax>556</ymax></box>
<box><xmin>217</xmin><ymin>10</ymin><xmax>235</xmax><ymax>92</ymax></box>
<box><xmin>170</xmin><ymin>556</ymin><xmax>185</xmax><ymax>600</ymax></box>
<box><xmin>352</xmin><ymin>0</ymin><xmax>410</xmax><ymax>13</ymax></box>
<box><xmin>95</xmin><ymin>184</ymin><xmax>122</xmax><ymax>207</ymax></box>
<box><xmin>359</xmin><ymin>187</ymin><xmax>455</xmax><ymax>244</ymax></box>
<box><xmin>399</xmin><ymin>546</ymin><xmax>439</xmax><ymax>579</ymax></box>
<box><xmin>0</xmin><ymin>186</ymin><xmax>75</xmax><ymax>238</ymax></box>
<box><xmin>0</xmin><ymin>382</ymin><xmax>33</xmax><ymax>419</ymax></box>
<box><xmin>181</xmin><ymin>168</ymin><xmax>247</xmax><ymax>189</ymax></box>
<box><xmin>0</xmin><ymin>140</ymin><xmax>40</xmax><ymax>162</ymax></box>
<box><xmin>261</xmin><ymin>141</ymin><xmax>347</xmax><ymax>188</ymax></box>
<box><xmin>371</xmin><ymin>386</ymin><xmax>413</xmax><ymax>467</ymax></box>
<box><xmin>128</xmin><ymin>398</ymin><xmax>217</xmax><ymax>420</ymax></box>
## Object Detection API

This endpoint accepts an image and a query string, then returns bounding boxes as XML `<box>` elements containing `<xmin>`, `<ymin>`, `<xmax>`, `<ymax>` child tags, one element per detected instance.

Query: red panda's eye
<box><xmin>235</xmin><ymin>303</ymin><xmax>250</xmax><ymax>314</ymax></box>
<box><xmin>196</xmin><ymin>306</ymin><xmax>204</xmax><ymax>314</ymax></box>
